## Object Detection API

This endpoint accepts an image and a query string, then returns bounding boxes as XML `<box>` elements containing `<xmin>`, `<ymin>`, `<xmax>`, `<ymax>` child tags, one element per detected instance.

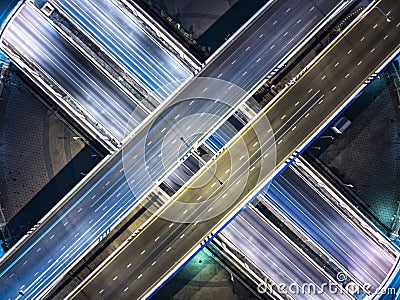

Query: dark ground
<box><xmin>0</xmin><ymin>62</ymin><xmax>103</xmax><ymax>249</ymax></box>
<box><xmin>306</xmin><ymin>59</ymin><xmax>400</xmax><ymax>232</ymax></box>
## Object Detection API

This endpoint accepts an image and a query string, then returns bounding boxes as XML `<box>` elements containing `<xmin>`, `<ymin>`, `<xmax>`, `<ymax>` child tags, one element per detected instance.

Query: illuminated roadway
<box><xmin>221</xmin><ymin>206</ymin><xmax>351</xmax><ymax>300</ymax></box>
<box><xmin>47</xmin><ymin>0</ymin><xmax>191</xmax><ymax>101</ymax></box>
<box><xmin>0</xmin><ymin>1</ymin><xmax>345</xmax><ymax>299</ymax></box>
<box><xmin>263</xmin><ymin>166</ymin><xmax>396</xmax><ymax>291</ymax></box>
<box><xmin>69</xmin><ymin>1</ymin><xmax>400</xmax><ymax>298</ymax></box>
<box><xmin>0</xmin><ymin>3</ymin><xmax>149</xmax><ymax>141</ymax></box>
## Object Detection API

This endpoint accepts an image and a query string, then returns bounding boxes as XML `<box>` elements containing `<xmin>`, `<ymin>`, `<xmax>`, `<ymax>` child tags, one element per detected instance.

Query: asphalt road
<box><xmin>164</xmin><ymin>115</ymin><xmax>245</xmax><ymax>193</ymax></box>
<box><xmin>201</xmin><ymin>0</ymin><xmax>339</xmax><ymax>91</ymax></box>
<box><xmin>71</xmin><ymin>102</ymin><xmax>277</xmax><ymax>300</ymax></box>
<box><xmin>48</xmin><ymin>0</ymin><xmax>191</xmax><ymax>101</ymax></box>
<box><xmin>221</xmin><ymin>207</ymin><xmax>351</xmax><ymax>300</ymax></box>
<box><xmin>68</xmin><ymin>1</ymin><xmax>400</xmax><ymax>299</ymax></box>
<box><xmin>264</xmin><ymin>166</ymin><xmax>396</xmax><ymax>291</ymax></box>
<box><xmin>1</xmin><ymin>3</ymin><xmax>148</xmax><ymax>141</ymax></box>
<box><xmin>0</xmin><ymin>1</ymin><xmax>346</xmax><ymax>299</ymax></box>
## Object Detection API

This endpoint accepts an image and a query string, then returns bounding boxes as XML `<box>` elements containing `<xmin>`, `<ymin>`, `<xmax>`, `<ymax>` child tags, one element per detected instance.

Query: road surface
<box><xmin>0</xmin><ymin>1</ymin><xmax>346</xmax><ymax>299</ymax></box>
<box><xmin>1</xmin><ymin>3</ymin><xmax>148</xmax><ymax>141</ymax></box>
<box><xmin>263</xmin><ymin>166</ymin><xmax>396</xmax><ymax>291</ymax></box>
<box><xmin>48</xmin><ymin>0</ymin><xmax>191</xmax><ymax>101</ymax></box>
<box><xmin>68</xmin><ymin>1</ymin><xmax>400</xmax><ymax>298</ymax></box>
<box><xmin>221</xmin><ymin>207</ymin><xmax>351</xmax><ymax>300</ymax></box>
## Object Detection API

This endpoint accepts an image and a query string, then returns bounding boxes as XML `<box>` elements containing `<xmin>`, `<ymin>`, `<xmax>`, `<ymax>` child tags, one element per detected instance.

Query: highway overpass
<box><xmin>47</xmin><ymin>0</ymin><xmax>192</xmax><ymax>101</ymax></box>
<box><xmin>67</xmin><ymin>1</ymin><xmax>400</xmax><ymax>298</ymax></box>
<box><xmin>0</xmin><ymin>1</ymin><xmax>347</xmax><ymax>299</ymax></box>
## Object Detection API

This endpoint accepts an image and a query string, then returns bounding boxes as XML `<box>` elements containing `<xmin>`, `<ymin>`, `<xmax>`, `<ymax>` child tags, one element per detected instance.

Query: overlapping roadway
<box><xmin>0</xmin><ymin>1</ymin><xmax>344</xmax><ymax>299</ymax></box>
<box><xmin>1</xmin><ymin>2</ymin><xmax>149</xmax><ymax>141</ymax></box>
<box><xmin>263</xmin><ymin>166</ymin><xmax>396</xmax><ymax>292</ymax></box>
<box><xmin>47</xmin><ymin>0</ymin><xmax>191</xmax><ymax>101</ymax></box>
<box><xmin>222</xmin><ymin>164</ymin><xmax>396</xmax><ymax>299</ymax></box>
<box><xmin>222</xmin><ymin>206</ymin><xmax>351</xmax><ymax>300</ymax></box>
<box><xmin>69</xmin><ymin>1</ymin><xmax>400</xmax><ymax>298</ymax></box>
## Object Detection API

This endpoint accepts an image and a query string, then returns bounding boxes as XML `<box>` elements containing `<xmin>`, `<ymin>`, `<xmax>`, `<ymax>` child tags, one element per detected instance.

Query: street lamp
<box><xmin>375</xmin><ymin>6</ymin><xmax>391</xmax><ymax>22</ymax></box>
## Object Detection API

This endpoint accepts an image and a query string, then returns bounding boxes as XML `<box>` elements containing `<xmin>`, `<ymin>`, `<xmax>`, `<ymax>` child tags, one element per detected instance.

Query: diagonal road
<box><xmin>69</xmin><ymin>1</ymin><xmax>400</xmax><ymax>298</ymax></box>
<box><xmin>0</xmin><ymin>1</ymin><xmax>346</xmax><ymax>299</ymax></box>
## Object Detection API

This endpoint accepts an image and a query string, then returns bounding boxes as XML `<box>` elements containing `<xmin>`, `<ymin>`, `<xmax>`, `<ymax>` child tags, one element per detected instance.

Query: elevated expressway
<box><xmin>46</xmin><ymin>0</ymin><xmax>193</xmax><ymax>101</ymax></box>
<box><xmin>68</xmin><ymin>1</ymin><xmax>400</xmax><ymax>299</ymax></box>
<box><xmin>203</xmin><ymin>121</ymin><xmax>397</xmax><ymax>299</ymax></box>
<box><xmin>0</xmin><ymin>1</ymin><xmax>346</xmax><ymax>299</ymax></box>
<box><xmin>217</xmin><ymin>158</ymin><xmax>397</xmax><ymax>300</ymax></box>
<box><xmin>0</xmin><ymin>1</ymin><xmax>191</xmax><ymax>147</ymax></box>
